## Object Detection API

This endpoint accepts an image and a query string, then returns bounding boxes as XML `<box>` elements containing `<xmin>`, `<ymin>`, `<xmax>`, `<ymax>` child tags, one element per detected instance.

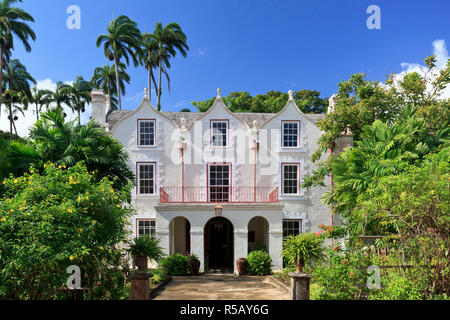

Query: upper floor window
<box><xmin>138</xmin><ymin>119</ymin><xmax>156</xmax><ymax>147</ymax></box>
<box><xmin>282</xmin><ymin>121</ymin><xmax>300</xmax><ymax>148</ymax></box>
<box><xmin>283</xmin><ymin>220</ymin><xmax>302</xmax><ymax>238</ymax></box>
<box><xmin>282</xmin><ymin>163</ymin><xmax>300</xmax><ymax>195</ymax></box>
<box><xmin>137</xmin><ymin>219</ymin><xmax>156</xmax><ymax>239</ymax></box>
<box><xmin>211</xmin><ymin>120</ymin><xmax>228</xmax><ymax>147</ymax></box>
<box><xmin>208</xmin><ymin>164</ymin><xmax>231</xmax><ymax>202</ymax></box>
<box><xmin>137</xmin><ymin>162</ymin><xmax>155</xmax><ymax>195</ymax></box>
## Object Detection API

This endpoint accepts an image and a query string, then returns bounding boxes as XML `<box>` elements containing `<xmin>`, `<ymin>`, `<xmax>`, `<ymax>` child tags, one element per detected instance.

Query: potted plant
<box><xmin>282</xmin><ymin>233</ymin><xmax>325</xmax><ymax>300</ymax></box>
<box><xmin>236</xmin><ymin>258</ymin><xmax>249</xmax><ymax>276</ymax></box>
<box><xmin>187</xmin><ymin>253</ymin><xmax>201</xmax><ymax>276</ymax></box>
<box><xmin>128</xmin><ymin>236</ymin><xmax>165</xmax><ymax>271</ymax></box>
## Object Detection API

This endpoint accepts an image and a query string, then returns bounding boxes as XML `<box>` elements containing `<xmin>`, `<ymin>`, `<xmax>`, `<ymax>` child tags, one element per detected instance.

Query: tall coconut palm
<box><xmin>148</xmin><ymin>22</ymin><xmax>189</xmax><ymax>111</ymax></box>
<box><xmin>29</xmin><ymin>86</ymin><xmax>53</xmax><ymax>121</ymax></box>
<box><xmin>96</xmin><ymin>15</ymin><xmax>142</xmax><ymax>110</ymax></box>
<box><xmin>0</xmin><ymin>0</ymin><xmax>36</xmax><ymax>118</ymax></box>
<box><xmin>91</xmin><ymin>63</ymin><xmax>130</xmax><ymax>110</ymax></box>
<box><xmin>138</xmin><ymin>36</ymin><xmax>158</xmax><ymax>102</ymax></box>
<box><xmin>66</xmin><ymin>76</ymin><xmax>91</xmax><ymax>125</ymax></box>
<box><xmin>2</xmin><ymin>58</ymin><xmax>35</xmax><ymax>136</ymax></box>
<box><xmin>50</xmin><ymin>81</ymin><xmax>72</xmax><ymax>111</ymax></box>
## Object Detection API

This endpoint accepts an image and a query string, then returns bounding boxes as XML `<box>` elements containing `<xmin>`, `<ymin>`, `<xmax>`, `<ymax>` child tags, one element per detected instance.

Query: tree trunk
<box><xmin>36</xmin><ymin>104</ymin><xmax>40</xmax><ymax>121</ymax></box>
<box><xmin>77</xmin><ymin>109</ymin><xmax>81</xmax><ymax>126</ymax></box>
<box><xmin>157</xmin><ymin>59</ymin><xmax>162</xmax><ymax>111</ymax></box>
<box><xmin>114</xmin><ymin>55</ymin><xmax>122</xmax><ymax>110</ymax></box>
<box><xmin>0</xmin><ymin>45</ymin><xmax>3</xmax><ymax>120</ymax></box>
<box><xmin>8</xmin><ymin>103</ymin><xmax>13</xmax><ymax>138</ymax></box>
<box><xmin>148</xmin><ymin>66</ymin><xmax>152</xmax><ymax>101</ymax></box>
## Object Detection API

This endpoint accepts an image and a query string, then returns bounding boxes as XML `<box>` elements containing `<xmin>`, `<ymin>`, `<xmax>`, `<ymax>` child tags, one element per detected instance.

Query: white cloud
<box><xmin>397</xmin><ymin>39</ymin><xmax>449</xmax><ymax>99</ymax></box>
<box><xmin>0</xmin><ymin>79</ymin><xmax>91</xmax><ymax>137</ymax></box>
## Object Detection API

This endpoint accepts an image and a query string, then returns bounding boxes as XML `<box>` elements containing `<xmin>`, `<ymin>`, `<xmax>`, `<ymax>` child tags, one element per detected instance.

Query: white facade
<box><xmin>91</xmin><ymin>89</ymin><xmax>350</xmax><ymax>273</ymax></box>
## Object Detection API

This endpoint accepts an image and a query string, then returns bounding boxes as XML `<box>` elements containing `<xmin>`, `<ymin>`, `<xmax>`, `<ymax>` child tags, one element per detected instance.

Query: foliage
<box><xmin>159</xmin><ymin>254</ymin><xmax>189</xmax><ymax>276</ymax></box>
<box><xmin>312</xmin><ymin>248</ymin><xmax>373</xmax><ymax>300</ymax></box>
<box><xmin>148</xmin><ymin>268</ymin><xmax>168</xmax><ymax>286</ymax></box>
<box><xmin>282</xmin><ymin>233</ymin><xmax>326</xmax><ymax>272</ymax></box>
<box><xmin>186</xmin><ymin>253</ymin><xmax>199</xmax><ymax>262</ymax></box>
<box><xmin>146</xmin><ymin>22</ymin><xmax>189</xmax><ymax>111</ymax></box>
<box><xmin>249</xmin><ymin>244</ymin><xmax>268</xmax><ymax>253</ymax></box>
<box><xmin>0</xmin><ymin>162</ymin><xmax>133</xmax><ymax>299</ymax></box>
<box><xmin>246</xmin><ymin>250</ymin><xmax>272</xmax><ymax>276</ymax></box>
<box><xmin>368</xmin><ymin>270</ymin><xmax>423</xmax><ymax>300</ymax></box>
<box><xmin>191</xmin><ymin>90</ymin><xmax>328</xmax><ymax>114</ymax></box>
<box><xmin>128</xmin><ymin>236</ymin><xmax>165</xmax><ymax>262</ymax></box>
<box><xmin>96</xmin><ymin>15</ymin><xmax>142</xmax><ymax>109</ymax></box>
<box><xmin>0</xmin><ymin>108</ymin><xmax>134</xmax><ymax>191</ymax></box>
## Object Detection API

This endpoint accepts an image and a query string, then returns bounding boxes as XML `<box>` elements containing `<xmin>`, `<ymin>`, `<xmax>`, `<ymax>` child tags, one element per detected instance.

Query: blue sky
<box><xmin>7</xmin><ymin>0</ymin><xmax>450</xmax><ymax>116</ymax></box>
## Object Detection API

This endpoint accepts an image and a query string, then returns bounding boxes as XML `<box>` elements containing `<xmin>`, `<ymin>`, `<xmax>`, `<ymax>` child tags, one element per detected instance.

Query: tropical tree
<box><xmin>65</xmin><ymin>76</ymin><xmax>91</xmax><ymax>125</ymax></box>
<box><xmin>50</xmin><ymin>81</ymin><xmax>72</xmax><ymax>112</ymax></box>
<box><xmin>137</xmin><ymin>35</ymin><xmax>159</xmax><ymax>102</ymax></box>
<box><xmin>2</xmin><ymin>108</ymin><xmax>134</xmax><ymax>190</ymax></box>
<box><xmin>2</xmin><ymin>58</ymin><xmax>35</xmax><ymax>136</ymax></box>
<box><xmin>148</xmin><ymin>22</ymin><xmax>189</xmax><ymax>111</ymax></box>
<box><xmin>0</xmin><ymin>0</ymin><xmax>36</xmax><ymax>117</ymax></box>
<box><xmin>28</xmin><ymin>86</ymin><xmax>53</xmax><ymax>121</ymax></box>
<box><xmin>91</xmin><ymin>63</ymin><xmax>130</xmax><ymax>110</ymax></box>
<box><xmin>96</xmin><ymin>15</ymin><xmax>142</xmax><ymax>110</ymax></box>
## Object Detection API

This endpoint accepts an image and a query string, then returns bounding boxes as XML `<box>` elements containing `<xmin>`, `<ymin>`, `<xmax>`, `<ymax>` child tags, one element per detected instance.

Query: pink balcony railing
<box><xmin>160</xmin><ymin>186</ymin><xmax>278</xmax><ymax>204</ymax></box>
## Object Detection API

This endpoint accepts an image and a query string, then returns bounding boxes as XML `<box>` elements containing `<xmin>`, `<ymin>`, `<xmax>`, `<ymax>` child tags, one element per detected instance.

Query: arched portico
<box><xmin>204</xmin><ymin>217</ymin><xmax>234</xmax><ymax>273</ymax></box>
<box><xmin>248</xmin><ymin>216</ymin><xmax>269</xmax><ymax>253</ymax></box>
<box><xmin>170</xmin><ymin>216</ymin><xmax>191</xmax><ymax>255</ymax></box>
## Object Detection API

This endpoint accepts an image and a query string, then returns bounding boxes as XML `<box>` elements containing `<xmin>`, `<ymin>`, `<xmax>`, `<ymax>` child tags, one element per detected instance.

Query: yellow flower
<box><xmin>99</xmin><ymin>246</ymin><xmax>104</xmax><ymax>251</ymax></box>
<box><xmin>2</xmin><ymin>180</ymin><xmax>6</xmax><ymax>185</ymax></box>
<box><xmin>30</xmin><ymin>169</ymin><xmax>34</xmax><ymax>174</ymax></box>
<box><xmin>19</xmin><ymin>207</ymin><xmax>23</xmax><ymax>211</ymax></box>
<box><xmin>14</xmin><ymin>179</ymin><xmax>18</xmax><ymax>184</ymax></box>
<box><xmin>67</xmin><ymin>209</ymin><xmax>73</xmax><ymax>213</ymax></box>
<box><xmin>69</xmin><ymin>256</ymin><xmax>74</xmax><ymax>261</ymax></box>
<box><xmin>77</xmin><ymin>196</ymin><xmax>81</xmax><ymax>203</ymax></box>
<box><xmin>58</xmin><ymin>165</ymin><xmax>62</xmax><ymax>169</ymax></box>
<box><xmin>1</xmin><ymin>217</ymin><xmax>6</xmax><ymax>222</ymax></box>
<box><xmin>110</xmin><ymin>189</ymin><xmax>114</xmax><ymax>193</ymax></box>
<box><xmin>92</xmin><ymin>220</ymin><xmax>97</xmax><ymax>224</ymax></box>
<box><xmin>116</xmin><ymin>204</ymin><xmax>121</xmax><ymax>208</ymax></box>
<box><xmin>114</xmin><ymin>196</ymin><xmax>118</xmax><ymax>200</ymax></box>
<box><xmin>9</xmin><ymin>209</ymin><xmax>14</xmax><ymax>213</ymax></box>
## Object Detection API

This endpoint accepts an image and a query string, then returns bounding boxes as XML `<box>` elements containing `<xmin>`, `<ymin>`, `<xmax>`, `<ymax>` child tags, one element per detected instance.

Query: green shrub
<box><xmin>160</xmin><ymin>254</ymin><xmax>189</xmax><ymax>276</ymax></box>
<box><xmin>368</xmin><ymin>271</ymin><xmax>423</xmax><ymax>300</ymax></box>
<box><xmin>128</xmin><ymin>236</ymin><xmax>165</xmax><ymax>262</ymax></box>
<box><xmin>282</xmin><ymin>233</ymin><xmax>326</xmax><ymax>272</ymax></box>
<box><xmin>247</xmin><ymin>250</ymin><xmax>272</xmax><ymax>276</ymax></box>
<box><xmin>148</xmin><ymin>268</ymin><xmax>168</xmax><ymax>286</ymax></box>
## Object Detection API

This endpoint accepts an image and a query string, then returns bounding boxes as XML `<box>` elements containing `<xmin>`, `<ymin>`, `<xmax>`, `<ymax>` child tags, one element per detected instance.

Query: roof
<box><xmin>106</xmin><ymin>109</ymin><xmax>325</xmax><ymax>131</ymax></box>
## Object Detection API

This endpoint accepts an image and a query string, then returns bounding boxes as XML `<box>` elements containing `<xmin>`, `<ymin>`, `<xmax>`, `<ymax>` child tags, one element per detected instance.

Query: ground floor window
<box><xmin>137</xmin><ymin>219</ymin><xmax>156</xmax><ymax>239</ymax></box>
<box><xmin>283</xmin><ymin>219</ymin><xmax>302</xmax><ymax>238</ymax></box>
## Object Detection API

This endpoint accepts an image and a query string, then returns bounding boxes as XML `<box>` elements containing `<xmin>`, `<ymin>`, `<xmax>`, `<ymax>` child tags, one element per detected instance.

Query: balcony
<box><xmin>160</xmin><ymin>186</ymin><xmax>279</xmax><ymax>204</ymax></box>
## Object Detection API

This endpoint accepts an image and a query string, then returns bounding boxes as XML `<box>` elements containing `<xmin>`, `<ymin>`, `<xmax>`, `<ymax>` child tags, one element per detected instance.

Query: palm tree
<box><xmin>5</xmin><ymin>108</ymin><xmax>135</xmax><ymax>190</ymax></box>
<box><xmin>148</xmin><ymin>22</ymin><xmax>189</xmax><ymax>111</ymax></box>
<box><xmin>138</xmin><ymin>36</ymin><xmax>159</xmax><ymax>102</ymax></box>
<box><xmin>91</xmin><ymin>63</ymin><xmax>130</xmax><ymax>110</ymax></box>
<box><xmin>29</xmin><ymin>87</ymin><xmax>53</xmax><ymax>121</ymax></box>
<box><xmin>50</xmin><ymin>81</ymin><xmax>72</xmax><ymax>111</ymax></box>
<box><xmin>0</xmin><ymin>0</ymin><xmax>36</xmax><ymax>117</ymax></box>
<box><xmin>1</xmin><ymin>89</ymin><xmax>26</xmax><ymax>135</ymax></box>
<box><xmin>66</xmin><ymin>76</ymin><xmax>91</xmax><ymax>125</ymax></box>
<box><xmin>2</xmin><ymin>58</ymin><xmax>35</xmax><ymax>136</ymax></box>
<box><xmin>96</xmin><ymin>15</ymin><xmax>142</xmax><ymax>110</ymax></box>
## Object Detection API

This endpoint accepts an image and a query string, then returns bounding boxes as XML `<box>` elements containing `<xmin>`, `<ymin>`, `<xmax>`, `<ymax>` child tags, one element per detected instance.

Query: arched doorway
<box><xmin>204</xmin><ymin>217</ymin><xmax>234</xmax><ymax>272</ymax></box>
<box><xmin>170</xmin><ymin>217</ymin><xmax>191</xmax><ymax>255</ymax></box>
<box><xmin>248</xmin><ymin>217</ymin><xmax>269</xmax><ymax>253</ymax></box>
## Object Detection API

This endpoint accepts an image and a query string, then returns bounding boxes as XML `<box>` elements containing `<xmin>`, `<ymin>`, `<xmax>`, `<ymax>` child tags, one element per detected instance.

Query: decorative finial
<box><xmin>144</xmin><ymin>88</ymin><xmax>148</xmax><ymax>98</ymax></box>
<box><xmin>181</xmin><ymin>117</ymin><xmax>186</xmax><ymax>129</ymax></box>
<box><xmin>217</xmin><ymin>88</ymin><xmax>222</xmax><ymax>98</ymax></box>
<box><xmin>253</xmin><ymin>120</ymin><xmax>257</xmax><ymax>129</ymax></box>
<box><xmin>288</xmin><ymin>90</ymin><xmax>294</xmax><ymax>100</ymax></box>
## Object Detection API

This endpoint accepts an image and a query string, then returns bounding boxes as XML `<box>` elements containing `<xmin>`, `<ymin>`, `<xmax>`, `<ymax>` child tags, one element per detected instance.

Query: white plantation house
<box><xmin>91</xmin><ymin>88</ymin><xmax>352</xmax><ymax>273</ymax></box>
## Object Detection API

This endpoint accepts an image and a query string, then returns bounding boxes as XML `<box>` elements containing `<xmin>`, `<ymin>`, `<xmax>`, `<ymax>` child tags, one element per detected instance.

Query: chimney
<box><xmin>90</xmin><ymin>90</ymin><xmax>107</xmax><ymax>125</ymax></box>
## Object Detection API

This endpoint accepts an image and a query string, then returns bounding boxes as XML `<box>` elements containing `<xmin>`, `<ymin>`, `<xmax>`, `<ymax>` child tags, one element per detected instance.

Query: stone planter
<box><xmin>236</xmin><ymin>258</ymin><xmax>249</xmax><ymax>276</ymax></box>
<box><xmin>189</xmin><ymin>258</ymin><xmax>201</xmax><ymax>276</ymax></box>
<box><xmin>135</xmin><ymin>255</ymin><xmax>148</xmax><ymax>271</ymax></box>
<box><xmin>289</xmin><ymin>273</ymin><xmax>313</xmax><ymax>300</ymax></box>
<box><xmin>129</xmin><ymin>271</ymin><xmax>152</xmax><ymax>300</ymax></box>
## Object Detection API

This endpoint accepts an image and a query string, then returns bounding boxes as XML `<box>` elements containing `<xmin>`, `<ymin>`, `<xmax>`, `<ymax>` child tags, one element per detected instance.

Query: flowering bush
<box><xmin>0</xmin><ymin>162</ymin><xmax>134</xmax><ymax>299</ymax></box>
